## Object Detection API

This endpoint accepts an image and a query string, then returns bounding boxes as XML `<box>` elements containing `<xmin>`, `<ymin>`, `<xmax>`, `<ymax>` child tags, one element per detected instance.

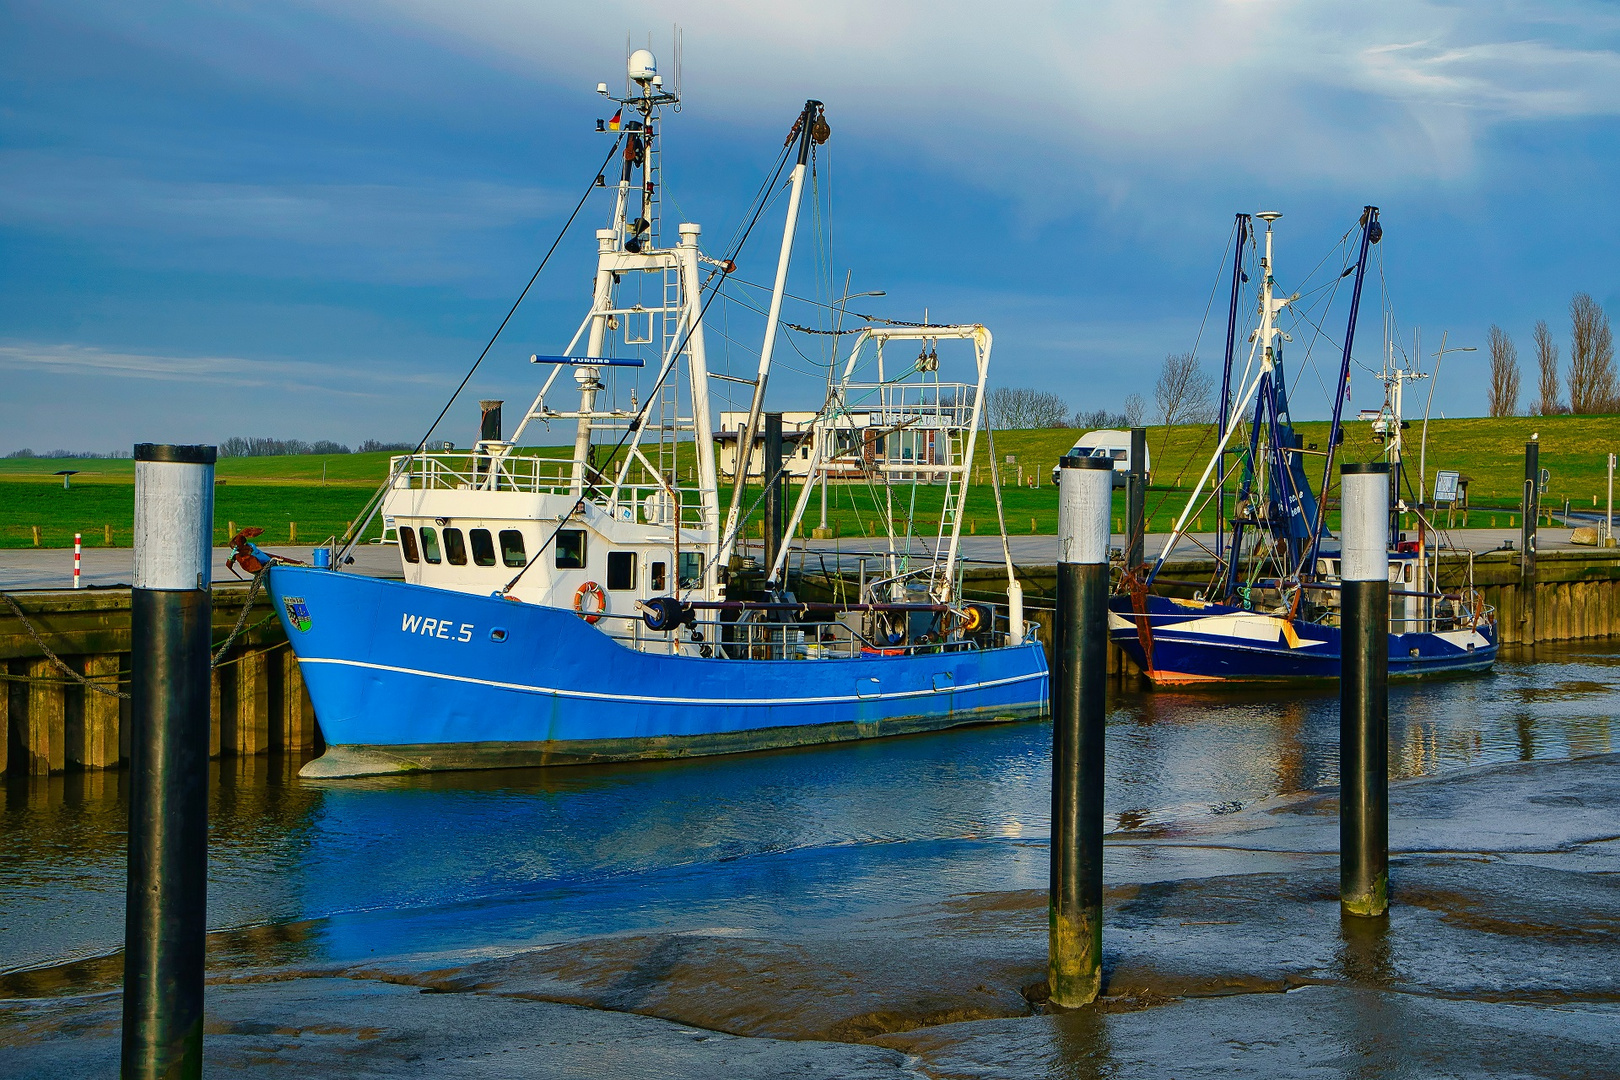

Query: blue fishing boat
<box><xmin>1109</xmin><ymin>209</ymin><xmax>1498</xmax><ymax>685</ymax></box>
<box><xmin>270</xmin><ymin>49</ymin><xmax>1047</xmax><ymax>776</ymax></box>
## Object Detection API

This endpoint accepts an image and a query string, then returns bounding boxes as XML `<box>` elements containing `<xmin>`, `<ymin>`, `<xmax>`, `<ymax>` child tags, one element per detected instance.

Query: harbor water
<box><xmin>4</xmin><ymin>640</ymin><xmax>1616</xmax><ymax>984</ymax></box>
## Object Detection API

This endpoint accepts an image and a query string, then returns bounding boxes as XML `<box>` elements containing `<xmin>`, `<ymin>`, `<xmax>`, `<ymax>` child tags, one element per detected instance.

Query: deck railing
<box><xmin>388</xmin><ymin>452</ymin><xmax>709</xmax><ymax>526</ymax></box>
<box><xmin>580</xmin><ymin>600</ymin><xmax>1030</xmax><ymax>660</ymax></box>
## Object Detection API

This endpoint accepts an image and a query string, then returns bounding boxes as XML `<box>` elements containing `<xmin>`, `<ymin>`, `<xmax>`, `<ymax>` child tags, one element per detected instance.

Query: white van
<box><xmin>1051</xmin><ymin>430</ymin><xmax>1149</xmax><ymax>488</ymax></box>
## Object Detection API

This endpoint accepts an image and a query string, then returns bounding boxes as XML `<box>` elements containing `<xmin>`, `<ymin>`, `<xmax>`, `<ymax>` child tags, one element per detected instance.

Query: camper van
<box><xmin>1051</xmin><ymin>430</ymin><xmax>1148</xmax><ymax>488</ymax></box>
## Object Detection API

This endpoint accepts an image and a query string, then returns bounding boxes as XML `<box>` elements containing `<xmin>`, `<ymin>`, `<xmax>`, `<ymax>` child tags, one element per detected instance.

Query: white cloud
<box><xmin>338</xmin><ymin>0</ymin><xmax>1620</xmax><ymax>185</ymax></box>
<box><xmin>0</xmin><ymin>342</ymin><xmax>438</xmax><ymax>396</ymax></box>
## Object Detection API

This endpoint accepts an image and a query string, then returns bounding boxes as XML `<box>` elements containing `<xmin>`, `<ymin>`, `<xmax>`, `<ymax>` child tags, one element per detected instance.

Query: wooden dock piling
<box><xmin>2</xmin><ymin>585</ymin><xmax>320</xmax><ymax>777</ymax></box>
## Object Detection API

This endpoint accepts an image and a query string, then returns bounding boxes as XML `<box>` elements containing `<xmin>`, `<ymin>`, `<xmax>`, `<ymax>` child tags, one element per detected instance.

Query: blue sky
<box><xmin>3</xmin><ymin>1</ymin><xmax>1620</xmax><ymax>453</ymax></box>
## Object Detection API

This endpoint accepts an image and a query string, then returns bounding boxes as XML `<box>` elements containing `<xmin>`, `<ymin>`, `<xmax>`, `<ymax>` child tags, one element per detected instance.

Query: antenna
<box><xmin>1256</xmin><ymin>211</ymin><xmax>1282</xmax><ymax>223</ymax></box>
<box><xmin>672</xmin><ymin>23</ymin><xmax>683</xmax><ymax>99</ymax></box>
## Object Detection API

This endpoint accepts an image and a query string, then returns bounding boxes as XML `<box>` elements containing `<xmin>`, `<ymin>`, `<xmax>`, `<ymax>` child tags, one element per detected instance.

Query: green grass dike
<box><xmin>2</xmin><ymin>415</ymin><xmax>1616</xmax><ymax>548</ymax></box>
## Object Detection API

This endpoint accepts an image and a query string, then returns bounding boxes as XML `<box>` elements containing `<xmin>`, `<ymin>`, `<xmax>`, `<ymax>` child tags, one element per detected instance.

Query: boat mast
<box><xmin>567</xmin><ymin>55</ymin><xmax>663</xmax><ymax>495</ymax></box>
<box><xmin>715</xmin><ymin>100</ymin><xmax>825</xmax><ymax>578</ymax></box>
<box><xmin>1217</xmin><ymin>213</ymin><xmax>1250</xmax><ymax>563</ymax></box>
<box><xmin>1146</xmin><ymin>213</ymin><xmax>1290</xmax><ymax>588</ymax></box>
<box><xmin>1303</xmin><ymin>205</ymin><xmax>1379</xmax><ymax>575</ymax></box>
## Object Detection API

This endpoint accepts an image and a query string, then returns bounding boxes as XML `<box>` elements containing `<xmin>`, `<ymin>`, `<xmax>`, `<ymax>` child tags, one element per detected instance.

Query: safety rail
<box><xmin>578</xmin><ymin>601</ymin><xmax>1027</xmax><ymax>660</ymax></box>
<box><xmin>812</xmin><ymin>380</ymin><xmax>977</xmax><ymax>485</ymax></box>
<box><xmin>388</xmin><ymin>451</ymin><xmax>709</xmax><ymax>526</ymax></box>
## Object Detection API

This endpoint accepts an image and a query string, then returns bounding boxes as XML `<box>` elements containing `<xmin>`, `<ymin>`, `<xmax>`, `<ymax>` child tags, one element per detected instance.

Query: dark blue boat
<box><xmin>1109</xmin><ymin>209</ymin><xmax>1498</xmax><ymax>686</ymax></box>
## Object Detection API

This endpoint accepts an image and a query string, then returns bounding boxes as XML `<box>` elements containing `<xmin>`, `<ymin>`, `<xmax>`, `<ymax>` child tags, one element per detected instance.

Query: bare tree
<box><xmin>1486</xmin><ymin>324</ymin><xmax>1521</xmax><ymax>417</ymax></box>
<box><xmin>1532</xmin><ymin>320</ymin><xmax>1563</xmax><ymax>415</ymax></box>
<box><xmin>988</xmin><ymin>386</ymin><xmax>1071</xmax><ymax>429</ymax></box>
<box><xmin>1123</xmin><ymin>393</ymin><xmax>1146</xmax><ymax>427</ymax></box>
<box><xmin>1569</xmin><ymin>292</ymin><xmax>1617</xmax><ymax>414</ymax></box>
<box><xmin>1074</xmin><ymin>408</ymin><xmax>1129</xmax><ymax>428</ymax></box>
<box><xmin>1153</xmin><ymin>352</ymin><xmax>1213</xmax><ymax>427</ymax></box>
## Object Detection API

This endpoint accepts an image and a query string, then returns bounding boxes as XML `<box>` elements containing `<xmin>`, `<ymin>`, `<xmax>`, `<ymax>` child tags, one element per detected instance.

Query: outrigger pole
<box><xmin>1305</xmin><ymin>206</ymin><xmax>1380</xmax><ymax>575</ymax></box>
<box><xmin>716</xmin><ymin>100</ymin><xmax>825</xmax><ymax>579</ymax></box>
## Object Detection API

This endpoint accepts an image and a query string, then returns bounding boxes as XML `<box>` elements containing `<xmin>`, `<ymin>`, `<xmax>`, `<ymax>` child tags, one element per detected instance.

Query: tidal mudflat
<box><xmin>3</xmin><ymin>642</ymin><xmax>1618</xmax><ymax>1077</ymax></box>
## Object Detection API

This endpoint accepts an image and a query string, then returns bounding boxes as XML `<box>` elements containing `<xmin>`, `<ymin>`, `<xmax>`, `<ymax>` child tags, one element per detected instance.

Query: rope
<box><xmin>0</xmin><ymin>638</ymin><xmax>289</xmax><ymax>688</ymax></box>
<box><xmin>212</xmin><ymin>569</ymin><xmax>267</xmax><ymax>665</ymax></box>
<box><xmin>1</xmin><ymin>590</ymin><xmax>125</xmax><ymax>699</ymax></box>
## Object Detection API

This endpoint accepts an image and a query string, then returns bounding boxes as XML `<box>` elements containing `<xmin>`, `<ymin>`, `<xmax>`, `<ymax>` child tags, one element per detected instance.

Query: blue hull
<box><xmin>1109</xmin><ymin>594</ymin><xmax>1496</xmax><ymax>685</ymax></box>
<box><xmin>268</xmin><ymin>567</ymin><xmax>1049</xmax><ymax>775</ymax></box>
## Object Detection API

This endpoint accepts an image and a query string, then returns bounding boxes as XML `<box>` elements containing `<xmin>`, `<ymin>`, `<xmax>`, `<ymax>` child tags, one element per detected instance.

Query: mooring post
<box><xmin>1049</xmin><ymin>453</ymin><xmax>1113</xmax><ymax>1007</ymax></box>
<box><xmin>1521</xmin><ymin>437</ymin><xmax>1539</xmax><ymax>644</ymax></box>
<box><xmin>1127</xmin><ymin>426</ymin><xmax>1146</xmax><ymax>570</ymax></box>
<box><xmin>1607</xmin><ymin>452</ymin><xmax>1616</xmax><ymax>546</ymax></box>
<box><xmin>1340</xmin><ymin>462</ymin><xmax>1390</xmax><ymax>918</ymax></box>
<box><xmin>123</xmin><ymin>443</ymin><xmax>215</xmax><ymax>1079</ymax></box>
<box><xmin>1600</xmin><ymin>453</ymin><xmax>1613</xmax><ymax>544</ymax></box>
<box><xmin>763</xmin><ymin>412</ymin><xmax>785</xmax><ymax>574</ymax></box>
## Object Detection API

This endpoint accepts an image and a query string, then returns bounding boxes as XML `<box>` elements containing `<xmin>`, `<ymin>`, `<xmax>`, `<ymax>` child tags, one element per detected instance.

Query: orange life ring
<box><xmin>573</xmin><ymin>581</ymin><xmax>607</xmax><ymax>623</ymax></box>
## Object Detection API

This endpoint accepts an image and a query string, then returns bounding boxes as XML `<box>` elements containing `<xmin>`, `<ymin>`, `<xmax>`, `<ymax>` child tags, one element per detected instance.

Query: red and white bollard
<box><xmin>74</xmin><ymin>532</ymin><xmax>82</xmax><ymax>589</ymax></box>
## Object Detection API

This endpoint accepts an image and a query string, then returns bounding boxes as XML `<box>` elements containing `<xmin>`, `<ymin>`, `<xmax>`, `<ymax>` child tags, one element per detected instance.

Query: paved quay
<box><xmin>0</xmin><ymin>544</ymin><xmax>402</xmax><ymax>591</ymax></box>
<box><xmin>0</xmin><ymin>528</ymin><xmax>1590</xmax><ymax>592</ymax></box>
<box><xmin>4</xmin><ymin>751</ymin><xmax>1617</xmax><ymax>1077</ymax></box>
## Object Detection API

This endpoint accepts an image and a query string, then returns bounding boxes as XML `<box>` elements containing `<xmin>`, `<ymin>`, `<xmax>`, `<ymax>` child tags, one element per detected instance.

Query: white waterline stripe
<box><xmin>297</xmin><ymin>656</ymin><xmax>1045</xmax><ymax>707</ymax></box>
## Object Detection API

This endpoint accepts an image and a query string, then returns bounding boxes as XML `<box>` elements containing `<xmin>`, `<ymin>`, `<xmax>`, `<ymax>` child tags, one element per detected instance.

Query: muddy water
<box><xmin>3</xmin><ymin>640</ymin><xmax>1616</xmax><ymax>980</ymax></box>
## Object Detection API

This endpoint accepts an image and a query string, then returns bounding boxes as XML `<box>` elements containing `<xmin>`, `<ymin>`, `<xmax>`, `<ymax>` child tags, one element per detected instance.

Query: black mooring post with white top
<box><xmin>1521</xmin><ymin>437</ymin><xmax>1539</xmax><ymax>645</ymax></box>
<box><xmin>122</xmin><ymin>443</ymin><xmax>215</xmax><ymax>1079</ymax></box>
<box><xmin>1049</xmin><ymin>453</ymin><xmax>1114</xmax><ymax>1007</ymax></box>
<box><xmin>1339</xmin><ymin>462</ymin><xmax>1390</xmax><ymax>918</ymax></box>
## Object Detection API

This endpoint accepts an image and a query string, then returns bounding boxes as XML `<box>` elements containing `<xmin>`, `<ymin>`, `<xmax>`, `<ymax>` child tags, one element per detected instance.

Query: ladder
<box><xmin>931</xmin><ymin>425</ymin><xmax>967</xmax><ymax>595</ymax></box>
<box><xmin>647</xmin><ymin>112</ymin><xmax>685</xmax><ymax>502</ymax></box>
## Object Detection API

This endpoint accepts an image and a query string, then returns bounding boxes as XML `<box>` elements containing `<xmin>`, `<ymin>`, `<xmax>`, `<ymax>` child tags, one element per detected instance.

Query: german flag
<box><xmin>607</xmin><ymin>109</ymin><xmax>622</xmax><ymax>131</ymax></box>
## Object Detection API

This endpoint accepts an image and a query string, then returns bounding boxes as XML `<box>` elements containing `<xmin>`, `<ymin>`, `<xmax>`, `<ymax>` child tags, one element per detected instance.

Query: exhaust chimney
<box><xmin>479</xmin><ymin>400</ymin><xmax>503</xmax><ymax>444</ymax></box>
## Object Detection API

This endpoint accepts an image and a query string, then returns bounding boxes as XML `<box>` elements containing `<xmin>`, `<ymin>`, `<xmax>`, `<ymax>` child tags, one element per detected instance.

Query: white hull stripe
<box><xmin>298</xmin><ymin>656</ymin><xmax>1047</xmax><ymax>708</ymax></box>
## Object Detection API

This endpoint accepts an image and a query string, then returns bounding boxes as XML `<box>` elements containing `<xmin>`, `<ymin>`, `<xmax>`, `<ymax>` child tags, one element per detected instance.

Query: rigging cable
<box><xmin>336</xmin><ymin>135</ymin><xmax>626</xmax><ymax>565</ymax></box>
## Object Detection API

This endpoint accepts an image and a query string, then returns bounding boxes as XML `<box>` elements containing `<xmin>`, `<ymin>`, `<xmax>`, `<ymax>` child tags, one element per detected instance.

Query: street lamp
<box><xmin>1418</xmin><ymin>332</ymin><xmax>1477</xmax><ymax>506</ymax></box>
<box><xmin>819</xmin><ymin>287</ymin><xmax>887</xmax><ymax>534</ymax></box>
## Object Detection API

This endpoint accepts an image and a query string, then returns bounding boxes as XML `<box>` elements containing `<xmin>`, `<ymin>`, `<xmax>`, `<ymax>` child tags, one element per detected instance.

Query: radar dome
<box><xmin>628</xmin><ymin>49</ymin><xmax>657</xmax><ymax>83</ymax></box>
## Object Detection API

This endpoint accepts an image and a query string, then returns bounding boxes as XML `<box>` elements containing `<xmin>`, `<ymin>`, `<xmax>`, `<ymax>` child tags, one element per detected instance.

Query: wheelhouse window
<box><xmin>678</xmin><ymin>551</ymin><xmax>702</xmax><ymax>589</ymax></box>
<box><xmin>607</xmin><ymin>551</ymin><xmax>636</xmax><ymax>591</ymax></box>
<box><xmin>419</xmin><ymin>526</ymin><xmax>442</xmax><ymax>564</ymax></box>
<box><xmin>555</xmin><ymin>529</ymin><xmax>586</xmax><ymax>570</ymax></box>
<box><xmin>444</xmin><ymin>527</ymin><xmax>468</xmax><ymax>566</ymax></box>
<box><xmin>651</xmin><ymin>560</ymin><xmax>667</xmax><ymax>592</ymax></box>
<box><xmin>470</xmin><ymin>528</ymin><xmax>496</xmax><ymax>567</ymax></box>
<box><xmin>499</xmin><ymin>530</ymin><xmax>527</xmax><ymax>567</ymax></box>
<box><xmin>400</xmin><ymin>526</ymin><xmax>420</xmax><ymax>564</ymax></box>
